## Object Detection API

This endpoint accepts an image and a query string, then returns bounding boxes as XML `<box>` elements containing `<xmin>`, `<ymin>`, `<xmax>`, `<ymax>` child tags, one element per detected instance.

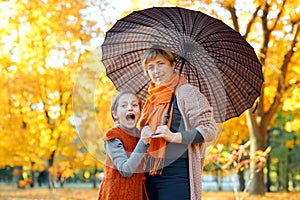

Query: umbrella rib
<box><xmin>190</xmin><ymin>12</ymin><xmax>202</xmax><ymax>38</ymax></box>
<box><xmin>136</xmin><ymin>80</ymin><xmax>151</xmax><ymax>95</ymax></box>
<box><xmin>204</xmin><ymin>41</ymin><xmax>259</xmax><ymax>63</ymax></box>
<box><xmin>206</xmin><ymin>46</ymin><xmax>262</xmax><ymax>90</ymax></box>
<box><xmin>204</xmin><ymin>40</ymin><xmax>261</xmax><ymax>68</ymax></box>
<box><xmin>200</xmin><ymin>34</ymin><xmax>256</xmax><ymax>54</ymax></box>
<box><xmin>105</xmin><ymin>58</ymin><xmax>141</xmax><ymax>76</ymax></box>
<box><xmin>206</xmin><ymin>54</ymin><xmax>260</xmax><ymax>108</ymax></box>
<box><xmin>176</xmin><ymin>7</ymin><xmax>186</xmax><ymax>35</ymax></box>
<box><xmin>154</xmin><ymin>7</ymin><xmax>183</xmax><ymax>33</ymax></box>
<box><xmin>122</xmin><ymin>9</ymin><xmax>173</xmax><ymax>31</ymax></box>
<box><xmin>103</xmin><ymin>33</ymin><xmax>171</xmax><ymax>46</ymax></box>
<box><xmin>206</xmin><ymin>47</ymin><xmax>263</xmax><ymax>80</ymax></box>
<box><xmin>197</xmin><ymin>36</ymin><xmax>262</xmax><ymax>77</ymax></box>
<box><xmin>193</xmin><ymin>19</ymin><xmax>223</xmax><ymax>41</ymax></box>
<box><xmin>193</xmin><ymin>62</ymin><xmax>230</xmax><ymax>122</ymax></box>
<box><xmin>194</xmin><ymin>27</ymin><xmax>260</xmax><ymax>65</ymax></box>
<box><xmin>115</xmin><ymin>70</ymin><xmax>147</xmax><ymax>87</ymax></box>
<box><xmin>104</xmin><ymin>29</ymin><xmax>181</xmax><ymax>51</ymax></box>
<box><xmin>189</xmin><ymin>12</ymin><xmax>248</xmax><ymax>120</ymax></box>
<box><xmin>186</xmin><ymin>50</ymin><xmax>258</xmax><ymax>120</ymax></box>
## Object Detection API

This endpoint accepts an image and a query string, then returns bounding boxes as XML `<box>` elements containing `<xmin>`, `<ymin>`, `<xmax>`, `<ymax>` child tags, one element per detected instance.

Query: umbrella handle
<box><xmin>162</xmin><ymin>114</ymin><xmax>169</xmax><ymax>125</ymax></box>
<box><xmin>163</xmin><ymin>58</ymin><xmax>185</xmax><ymax>126</ymax></box>
<box><xmin>179</xmin><ymin>57</ymin><xmax>185</xmax><ymax>75</ymax></box>
<box><xmin>163</xmin><ymin>92</ymin><xmax>175</xmax><ymax>126</ymax></box>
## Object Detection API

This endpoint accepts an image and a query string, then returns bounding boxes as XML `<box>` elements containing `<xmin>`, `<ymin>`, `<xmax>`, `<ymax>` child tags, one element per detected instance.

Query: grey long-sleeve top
<box><xmin>105</xmin><ymin>138</ymin><xmax>150</xmax><ymax>178</ymax></box>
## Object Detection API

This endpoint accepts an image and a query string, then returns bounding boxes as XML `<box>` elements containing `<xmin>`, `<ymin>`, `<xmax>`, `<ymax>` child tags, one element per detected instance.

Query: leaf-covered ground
<box><xmin>0</xmin><ymin>186</ymin><xmax>299</xmax><ymax>200</ymax></box>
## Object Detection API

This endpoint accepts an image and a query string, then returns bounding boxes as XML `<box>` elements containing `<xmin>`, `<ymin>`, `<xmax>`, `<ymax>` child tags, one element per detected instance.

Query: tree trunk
<box><xmin>238</xmin><ymin>170</ymin><xmax>245</xmax><ymax>191</ymax></box>
<box><xmin>92</xmin><ymin>169</ymin><xmax>97</xmax><ymax>189</ymax></box>
<box><xmin>266</xmin><ymin>133</ymin><xmax>271</xmax><ymax>192</ymax></box>
<box><xmin>48</xmin><ymin>151</ymin><xmax>56</xmax><ymax>189</ymax></box>
<box><xmin>285</xmin><ymin>152</ymin><xmax>291</xmax><ymax>192</ymax></box>
<box><xmin>246</xmin><ymin>110</ymin><xmax>266</xmax><ymax>195</ymax></box>
<box><xmin>249</xmin><ymin>165</ymin><xmax>265</xmax><ymax>195</ymax></box>
<box><xmin>15</xmin><ymin>166</ymin><xmax>23</xmax><ymax>188</ymax></box>
<box><xmin>249</xmin><ymin>132</ymin><xmax>265</xmax><ymax>195</ymax></box>
<box><xmin>276</xmin><ymin>162</ymin><xmax>281</xmax><ymax>191</ymax></box>
<box><xmin>217</xmin><ymin>170</ymin><xmax>222</xmax><ymax>191</ymax></box>
<box><xmin>30</xmin><ymin>168</ymin><xmax>34</xmax><ymax>188</ymax></box>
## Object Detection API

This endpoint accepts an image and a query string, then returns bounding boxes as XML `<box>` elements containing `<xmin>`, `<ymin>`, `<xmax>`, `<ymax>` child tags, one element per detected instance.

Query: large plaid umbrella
<box><xmin>101</xmin><ymin>7</ymin><xmax>263</xmax><ymax>122</ymax></box>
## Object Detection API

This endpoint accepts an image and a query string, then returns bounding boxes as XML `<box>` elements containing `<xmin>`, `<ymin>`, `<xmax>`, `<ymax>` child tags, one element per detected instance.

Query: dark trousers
<box><xmin>145</xmin><ymin>157</ymin><xmax>190</xmax><ymax>200</ymax></box>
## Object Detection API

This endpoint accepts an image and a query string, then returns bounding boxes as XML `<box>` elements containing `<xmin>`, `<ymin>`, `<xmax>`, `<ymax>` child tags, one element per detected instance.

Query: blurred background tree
<box><xmin>0</xmin><ymin>0</ymin><xmax>299</xmax><ymax>195</ymax></box>
<box><xmin>0</xmin><ymin>0</ymin><xmax>115</xmax><ymax>189</ymax></box>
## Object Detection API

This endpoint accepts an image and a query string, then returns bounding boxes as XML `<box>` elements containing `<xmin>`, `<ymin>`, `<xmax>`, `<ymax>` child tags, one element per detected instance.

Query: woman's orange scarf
<box><xmin>140</xmin><ymin>73</ymin><xmax>186</xmax><ymax>175</ymax></box>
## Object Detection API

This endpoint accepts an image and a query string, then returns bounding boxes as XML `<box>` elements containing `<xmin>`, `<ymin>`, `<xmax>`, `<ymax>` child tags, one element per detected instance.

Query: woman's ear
<box><xmin>171</xmin><ymin>61</ymin><xmax>176</xmax><ymax>70</ymax></box>
<box><xmin>143</xmin><ymin>68</ymin><xmax>149</xmax><ymax>77</ymax></box>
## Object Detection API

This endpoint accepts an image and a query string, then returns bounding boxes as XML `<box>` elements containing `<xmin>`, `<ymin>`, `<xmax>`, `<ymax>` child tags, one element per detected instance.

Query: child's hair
<box><xmin>110</xmin><ymin>91</ymin><xmax>142</xmax><ymax>121</ymax></box>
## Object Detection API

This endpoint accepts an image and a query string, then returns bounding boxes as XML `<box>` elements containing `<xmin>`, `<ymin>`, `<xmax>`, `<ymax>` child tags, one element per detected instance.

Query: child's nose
<box><xmin>127</xmin><ymin>105</ymin><xmax>133</xmax><ymax>110</ymax></box>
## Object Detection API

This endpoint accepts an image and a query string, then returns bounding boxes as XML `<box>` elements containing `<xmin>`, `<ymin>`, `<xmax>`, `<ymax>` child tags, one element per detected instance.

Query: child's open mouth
<box><xmin>126</xmin><ymin>113</ymin><xmax>135</xmax><ymax>121</ymax></box>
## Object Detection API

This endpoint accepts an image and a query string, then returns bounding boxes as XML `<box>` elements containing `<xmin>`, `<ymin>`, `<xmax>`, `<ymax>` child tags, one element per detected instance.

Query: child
<box><xmin>98</xmin><ymin>91</ymin><xmax>152</xmax><ymax>200</ymax></box>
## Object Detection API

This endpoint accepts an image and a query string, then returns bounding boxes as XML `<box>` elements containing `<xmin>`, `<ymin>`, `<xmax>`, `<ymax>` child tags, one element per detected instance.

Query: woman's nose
<box><xmin>153</xmin><ymin>65</ymin><xmax>159</xmax><ymax>73</ymax></box>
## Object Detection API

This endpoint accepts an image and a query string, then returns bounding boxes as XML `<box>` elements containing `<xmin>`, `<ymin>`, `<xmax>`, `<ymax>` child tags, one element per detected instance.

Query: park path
<box><xmin>0</xmin><ymin>186</ymin><xmax>299</xmax><ymax>200</ymax></box>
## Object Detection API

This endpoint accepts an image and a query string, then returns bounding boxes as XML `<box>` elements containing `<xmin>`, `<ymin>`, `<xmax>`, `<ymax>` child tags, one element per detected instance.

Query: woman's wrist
<box><xmin>172</xmin><ymin>132</ymin><xmax>182</xmax><ymax>143</ymax></box>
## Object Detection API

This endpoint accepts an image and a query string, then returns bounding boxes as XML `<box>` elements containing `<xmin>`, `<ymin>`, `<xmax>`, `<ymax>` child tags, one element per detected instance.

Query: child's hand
<box><xmin>141</xmin><ymin>126</ymin><xmax>153</xmax><ymax>144</ymax></box>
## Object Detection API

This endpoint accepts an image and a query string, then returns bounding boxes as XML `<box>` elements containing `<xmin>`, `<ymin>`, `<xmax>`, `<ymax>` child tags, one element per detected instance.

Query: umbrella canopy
<box><xmin>101</xmin><ymin>7</ymin><xmax>263</xmax><ymax>122</ymax></box>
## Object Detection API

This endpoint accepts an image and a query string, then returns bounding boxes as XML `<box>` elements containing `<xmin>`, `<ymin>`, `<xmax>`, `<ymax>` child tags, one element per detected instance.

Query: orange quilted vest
<box><xmin>98</xmin><ymin>126</ymin><xmax>145</xmax><ymax>200</ymax></box>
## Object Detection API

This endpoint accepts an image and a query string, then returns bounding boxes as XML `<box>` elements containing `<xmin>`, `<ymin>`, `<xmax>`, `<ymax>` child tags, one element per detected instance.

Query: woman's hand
<box><xmin>152</xmin><ymin>125</ymin><xmax>182</xmax><ymax>143</ymax></box>
<box><xmin>140</xmin><ymin>126</ymin><xmax>153</xmax><ymax>144</ymax></box>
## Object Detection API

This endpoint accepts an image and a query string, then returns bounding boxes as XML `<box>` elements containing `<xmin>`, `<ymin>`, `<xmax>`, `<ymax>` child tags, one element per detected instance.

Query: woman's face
<box><xmin>114</xmin><ymin>93</ymin><xmax>140</xmax><ymax>129</ymax></box>
<box><xmin>144</xmin><ymin>54</ymin><xmax>175</xmax><ymax>85</ymax></box>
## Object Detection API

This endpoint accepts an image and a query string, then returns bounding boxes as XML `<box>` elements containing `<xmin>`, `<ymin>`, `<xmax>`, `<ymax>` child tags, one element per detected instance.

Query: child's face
<box><xmin>115</xmin><ymin>93</ymin><xmax>140</xmax><ymax>129</ymax></box>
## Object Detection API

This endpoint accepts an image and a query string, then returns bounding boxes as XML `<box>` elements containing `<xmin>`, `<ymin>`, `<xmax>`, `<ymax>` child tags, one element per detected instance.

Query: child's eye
<box><xmin>133</xmin><ymin>103</ymin><xmax>139</xmax><ymax>107</ymax></box>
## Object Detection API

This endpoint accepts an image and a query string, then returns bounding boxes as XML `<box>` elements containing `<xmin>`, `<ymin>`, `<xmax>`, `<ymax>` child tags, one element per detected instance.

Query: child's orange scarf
<box><xmin>140</xmin><ymin>73</ymin><xmax>186</xmax><ymax>175</ymax></box>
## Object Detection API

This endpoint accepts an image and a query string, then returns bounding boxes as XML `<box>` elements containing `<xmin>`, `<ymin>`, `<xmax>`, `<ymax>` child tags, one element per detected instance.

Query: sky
<box><xmin>89</xmin><ymin>0</ymin><xmax>196</xmax><ymax>48</ymax></box>
<box><xmin>86</xmin><ymin>0</ymin><xmax>134</xmax><ymax>49</ymax></box>
<box><xmin>88</xmin><ymin>0</ymin><xmax>262</xmax><ymax>51</ymax></box>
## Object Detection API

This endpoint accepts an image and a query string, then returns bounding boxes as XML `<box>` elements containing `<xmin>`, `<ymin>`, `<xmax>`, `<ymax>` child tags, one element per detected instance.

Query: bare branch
<box><xmin>228</xmin><ymin>5</ymin><xmax>239</xmax><ymax>32</ymax></box>
<box><xmin>269</xmin><ymin>0</ymin><xmax>287</xmax><ymax>32</ymax></box>
<box><xmin>261</xmin><ymin>3</ymin><xmax>269</xmax><ymax>33</ymax></box>
<box><xmin>260</xmin><ymin>1</ymin><xmax>287</xmax><ymax>64</ymax></box>
<box><xmin>258</xmin><ymin>87</ymin><xmax>264</xmax><ymax>117</ymax></box>
<box><xmin>264</xmin><ymin>22</ymin><xmax>300</xmax><ymax>124</ymax></box>
<box><xmin>260</xmin><ymin>3</ymin><xmax>271</xmax><ymax>65</ymax></box>
<box><xmin>244</xmin><ymin>5</ymin><xmax>261</xmax><ymax>39</ymax></box>
<box><xmin>285</xmin><ymin>80</ymin><xmax>300</xmax><ymax>91</ymax></box>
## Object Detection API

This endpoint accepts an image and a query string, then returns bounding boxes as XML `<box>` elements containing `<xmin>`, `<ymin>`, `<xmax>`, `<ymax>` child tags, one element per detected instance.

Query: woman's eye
<box><xmin>147</xmin><ymin>66</ymin><xmax>154</xmax><ymax>71</ymax></box>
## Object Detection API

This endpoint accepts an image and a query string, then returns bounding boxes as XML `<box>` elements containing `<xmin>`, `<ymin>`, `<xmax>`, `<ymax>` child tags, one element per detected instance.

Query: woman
<box><xmin>140</xmin><ymin>46</ymin><xmax>217</xmax><ymax>200</ymax></box>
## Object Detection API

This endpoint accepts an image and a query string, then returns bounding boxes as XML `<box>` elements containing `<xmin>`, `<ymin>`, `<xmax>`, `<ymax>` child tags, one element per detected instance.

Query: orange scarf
<box><xmin>140</xmin><ymin>73</ymin><xmax>186</xmax><ymax>175</ymax></box>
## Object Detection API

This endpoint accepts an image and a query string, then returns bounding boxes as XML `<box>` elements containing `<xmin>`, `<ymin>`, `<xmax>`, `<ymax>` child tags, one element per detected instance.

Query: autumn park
<box><xmin>0</xmin><ymin>0</ymin><xmax>299</xmax><ymax>199</ymax></box>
